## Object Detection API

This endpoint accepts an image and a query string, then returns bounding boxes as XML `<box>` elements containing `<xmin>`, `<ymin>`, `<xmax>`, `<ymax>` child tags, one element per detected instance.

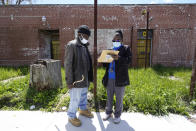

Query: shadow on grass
<box><xmin>152</xmin><ymin>64</ymin><xmax>191</xmax><ymax>76</ymax></box>
<box><xmin>23</xmin><ymin>67</ymin><xmax>67</xmax><ymax>111</ymax></box>
<box><xmin>24</xmin><ymin>86</ymin><xmax>60</xmax><ymax>111</ymax></box>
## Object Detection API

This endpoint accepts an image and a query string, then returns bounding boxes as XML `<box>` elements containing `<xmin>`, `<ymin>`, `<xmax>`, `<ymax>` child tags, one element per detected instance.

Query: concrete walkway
<box><xmin>0</xmin><ymin>111</ymin><xmax>196</xmax><ymax>131</ymax></box>
<box><xmin>0</xmin><ymin>76</ymin><xmax>26</xmax><ymax>84</ymax></box>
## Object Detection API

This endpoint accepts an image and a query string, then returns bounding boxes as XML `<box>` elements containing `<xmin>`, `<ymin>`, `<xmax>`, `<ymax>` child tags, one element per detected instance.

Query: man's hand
<box><xmin>67</xmin><ymin>84</ymin><xmax>74</xmax><ymax>89</ymax></box>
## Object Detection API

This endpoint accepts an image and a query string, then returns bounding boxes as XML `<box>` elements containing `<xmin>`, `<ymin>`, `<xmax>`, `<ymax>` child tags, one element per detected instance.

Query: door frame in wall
<box><xmin>136</xmin><ymin>29</ymin><xmax>153</xmax><ymax>67</ymax></box>
<box><xmin>38</xmin><ymin>29</ymin><xmax>59</xmax><ymax>60</ymax></box>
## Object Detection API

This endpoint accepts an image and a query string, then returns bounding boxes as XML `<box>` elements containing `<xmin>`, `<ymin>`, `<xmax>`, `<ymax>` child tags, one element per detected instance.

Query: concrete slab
<box><xmin>0</xmin><ymin>111</ymin><xmax>196</xmax><ymax>131</ymax></box>
<box><xmin>0</xmin><ymin>76</ymin><xmax>26</xmax><ymax>84</ymax></box>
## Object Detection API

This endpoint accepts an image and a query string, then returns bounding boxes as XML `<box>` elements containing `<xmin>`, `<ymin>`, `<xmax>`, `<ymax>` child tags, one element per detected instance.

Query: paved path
<box><xmin>0</xmin><ymin>111</ymin><xmax>196</xmax><ymax>131</ymax></box>
<box><xmin>0</xmin><ymin>76</ymin><xmax>26</xmax><ymax>83</ymax></box>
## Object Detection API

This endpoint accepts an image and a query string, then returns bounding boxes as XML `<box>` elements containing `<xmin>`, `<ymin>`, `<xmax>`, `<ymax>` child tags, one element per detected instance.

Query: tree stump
<box><xmin>29</xmin><ymin>59</ymin><xmax>62</xmax><ymax>90</ymax></box>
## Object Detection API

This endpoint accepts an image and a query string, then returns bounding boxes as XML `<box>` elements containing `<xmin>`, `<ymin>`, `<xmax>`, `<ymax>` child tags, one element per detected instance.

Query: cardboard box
<box><xmin>98</xmin><ymin>50</ymin><xmax>119</xmax><ymax>63</ymax></box>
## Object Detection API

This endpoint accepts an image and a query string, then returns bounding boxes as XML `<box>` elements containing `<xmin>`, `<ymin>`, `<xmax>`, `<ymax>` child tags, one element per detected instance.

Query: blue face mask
<box><xmin>113</xmin><ymin>42</ymin><xmax>121</xmax><ymax>48</ymax></box>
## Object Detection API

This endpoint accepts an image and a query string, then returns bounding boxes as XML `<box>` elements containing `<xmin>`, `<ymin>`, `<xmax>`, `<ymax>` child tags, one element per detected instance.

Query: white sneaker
<box><xmin>103</xmin><ymin>114</ymin><xmax>112</xmax><ymax>121</ymax></box>
<box><xmin>113</xmin><ymin>117</ymin><xmax>121</xmax><ymax>124</ymax></box>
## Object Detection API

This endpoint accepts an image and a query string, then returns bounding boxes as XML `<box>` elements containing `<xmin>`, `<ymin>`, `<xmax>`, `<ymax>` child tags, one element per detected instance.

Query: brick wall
<box><xmin>0</xmin><ymin>4</ymin><xmax>195</xmax><ymax>67</ymax></box>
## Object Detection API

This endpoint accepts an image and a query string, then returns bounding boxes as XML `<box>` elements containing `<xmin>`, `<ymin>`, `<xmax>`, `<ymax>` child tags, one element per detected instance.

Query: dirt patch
<box><xmin>160</xmin><ymin>76</ymin><xmax>183</xmax><ymax>82</ymax></box>
<box><xmin>168</xmin><ymin>76</ymin><xmax>182</xmax><ymax>81</ymax></box>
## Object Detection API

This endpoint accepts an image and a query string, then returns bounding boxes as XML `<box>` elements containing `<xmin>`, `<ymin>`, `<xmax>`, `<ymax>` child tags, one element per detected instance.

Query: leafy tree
<box><xmin>1</xmin><ymin>0</ymin><xmax>32</xmax><ymax>5</ymax></box>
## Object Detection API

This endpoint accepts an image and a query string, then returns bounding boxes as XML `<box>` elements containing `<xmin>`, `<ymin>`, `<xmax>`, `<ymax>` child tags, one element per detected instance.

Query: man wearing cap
<box><xmin>64</xmin><ymin>25</ymin><xmax>94</xmax><ymax>127</ymax></box>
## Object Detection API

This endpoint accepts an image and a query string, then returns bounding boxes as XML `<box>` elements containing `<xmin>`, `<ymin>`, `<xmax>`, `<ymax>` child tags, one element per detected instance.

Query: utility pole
<box><xmin>93</xmin><ymin>0</ymin><xmax>99</xmax><ymax>111</ymax></box>
<box><xmin>190</xmin><ymin>45</ymin><xmax>196</xmax><ymax>100</ymax></box>
<box><xmin>130</xmin><ymin>26</ymin><xmax>133</xmax><ymax>67</ymax></box>
<box><xmin>145</xmin><ymin>11</ymin><xmax>149</xmax><ymax>68</ymax></box>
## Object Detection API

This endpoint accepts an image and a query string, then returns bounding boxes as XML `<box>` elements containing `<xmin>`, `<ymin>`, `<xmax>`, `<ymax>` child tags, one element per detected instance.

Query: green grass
<box><xmin>0</xmin><ymin>66</ymin><xmax>29</xmax><ymax>81</ymax></box>
<box><xmin>0</xmin><ymin>67</ymin><xmax>68</xmax><ymax>111</ymax></box>
<box><xmin>0</xmin><ymin>66</ymin><xmax>196</xmax><ymax>116</ymax></box>
<box><xmin>91</xmin><ymin>66</ymin><xmax>196</xmax><ymax>116</ymax></box>
<box><xmin>124</xmin><ymin>67</ymin><xmax>191</xmax><ymax>116</ymax></box>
